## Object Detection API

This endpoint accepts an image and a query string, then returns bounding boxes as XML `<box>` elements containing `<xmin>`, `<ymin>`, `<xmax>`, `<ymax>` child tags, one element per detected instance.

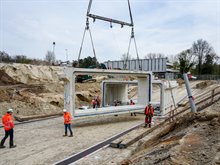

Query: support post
<box><xmin>183</xmin><ymin>73</ymin><xmax>196</xmax><ymax>112</ymax></box>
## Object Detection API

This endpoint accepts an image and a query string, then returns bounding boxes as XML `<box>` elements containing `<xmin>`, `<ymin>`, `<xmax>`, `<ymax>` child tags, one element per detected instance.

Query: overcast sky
<box><xmin>0</xmin><ymin>0</ymin><xmax>219</xmax><ymax>62</ymax></box>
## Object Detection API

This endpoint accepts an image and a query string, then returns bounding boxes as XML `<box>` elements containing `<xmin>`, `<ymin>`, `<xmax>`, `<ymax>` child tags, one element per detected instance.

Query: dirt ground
<box><xmin>1</xmin><ymin>63</ymin><xmax>219</xmax><ymax>165</ymax></box>
<box><xmin>76</xmin><ymin>100</ymin><xmax>220</xmax><ymax>165</ymax></box>
<box><xmin>0</xmin><ymin>114</ymin><xmax>145</xmax><ymax>165</ymax></box>
<box><xmin>0</xmin><ymin>64</ymin><xmax>109</xmax><ymax>117</ymax></box>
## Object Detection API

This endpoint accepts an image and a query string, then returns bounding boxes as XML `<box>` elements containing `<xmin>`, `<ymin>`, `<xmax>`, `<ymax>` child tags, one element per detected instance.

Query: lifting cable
<box><xmin>124</xmin><ymin>27</ymin><xmax>142</xmax><ymax>70</ymax></box>
<box><xmin>77</xmin><ymin>17</ymin><xmax>97</xmax><ymax>67</ymax></box>
<box><xmin>123</xmin><ymin>0</ymin><xmax>141</xmax><ymax>70</ymax></box>
<box><xmin>78</xmin><ymin>0</ymin><xmax>141</xmax><ymax>70</ymax></box>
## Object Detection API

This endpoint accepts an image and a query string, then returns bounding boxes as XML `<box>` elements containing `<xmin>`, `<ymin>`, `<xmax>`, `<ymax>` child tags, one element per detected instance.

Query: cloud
<box><xmin>0</xmin><ymin>0</ymin><xmax>219</xmax><ymax>62</ymax></box>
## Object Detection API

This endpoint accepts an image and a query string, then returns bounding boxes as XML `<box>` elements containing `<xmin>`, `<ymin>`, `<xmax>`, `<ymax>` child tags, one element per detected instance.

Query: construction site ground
<box><xmin>0</xmin><ymin>114</ymin><xmax>145</xmax><ymax>165</ymax></box>
<box><xmin>0</xmin><ymin>64</ymin><xmax>220</xmax><ymax>165</ymax></box>
<box><xmin>77</xmin><ymin>102</ymin><xmax>220</xmax><ymax>165</ymax></box>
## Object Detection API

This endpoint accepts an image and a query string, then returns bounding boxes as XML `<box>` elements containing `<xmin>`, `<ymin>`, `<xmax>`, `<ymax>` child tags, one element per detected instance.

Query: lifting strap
<box><xmin>77</xmin><ymin>17</ymin><xmax>97</xmax><ymax>67</ymax></box>
<box><xmin>78</xmin><ymin>0</ymin><xmax>141</xmax><ymax>70</ymax></box>
<box><xmin>124</xmin><ymin>27</ymin><xmax>142</xmax><ymax>70</ymax></box>
<box><xmin>124</xmin><ymin>0</ymin><xmax>141</xmax><ymax>70</ymax></box>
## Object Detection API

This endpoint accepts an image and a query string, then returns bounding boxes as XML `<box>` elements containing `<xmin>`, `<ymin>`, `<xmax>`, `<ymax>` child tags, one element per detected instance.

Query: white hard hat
<box><xmin>7</xmin><ymin>108</ymin><xmax>13</xmax><ymax>113</ymax></box>
<box><xmin>63</xmin><ymin>109</ymin><xmax>67</xmax><ymax>112</ymax></box>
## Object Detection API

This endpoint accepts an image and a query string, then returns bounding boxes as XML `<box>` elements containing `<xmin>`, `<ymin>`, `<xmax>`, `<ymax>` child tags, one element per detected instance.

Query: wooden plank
<box><xmin>110</xmin><ymin>124</ymin><xmax>144</xmax><ymax>148</ymax></box>
<box><xmin>109</xmin><ymin>140</ymin><xmax>123</xmax><ymax>148</ymax></box>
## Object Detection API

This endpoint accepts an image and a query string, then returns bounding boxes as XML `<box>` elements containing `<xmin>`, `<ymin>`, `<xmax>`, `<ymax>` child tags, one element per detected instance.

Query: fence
<box><xmin>194</xmin><ymin>75</ymin><xmax>220</xmax><ymax>81</ymax></box>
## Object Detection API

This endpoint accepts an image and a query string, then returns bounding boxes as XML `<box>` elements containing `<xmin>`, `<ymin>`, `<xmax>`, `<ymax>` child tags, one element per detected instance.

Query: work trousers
<box><xmin>0</xmin><ymin>129</ymin><xmax>14</xmax><ymax>147</ymax></box>
<box><xmin>64</xmin><ymin>124</ymin><xmax>73</xmax><ymax>135</ymax></box>
<box><xmin>145</xmin><ymin>116</ymin><xmax>152</xmax><ymax>127</ymax></box>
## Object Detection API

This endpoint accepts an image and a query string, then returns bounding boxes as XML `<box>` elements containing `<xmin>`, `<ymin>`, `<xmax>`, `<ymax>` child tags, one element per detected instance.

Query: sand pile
<box><xmin>0</xmin><ymin>63</ymin><xmax>63</xmax><ymax>85</ymax></box>
<box><xmin>0</xmin><ymin>63</ymin><xmax>105</xmax><ymax>116</ymax></box>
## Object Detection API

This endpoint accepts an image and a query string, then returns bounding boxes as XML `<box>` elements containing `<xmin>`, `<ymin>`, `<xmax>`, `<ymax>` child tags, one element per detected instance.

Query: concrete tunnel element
<box><xmin>62</xmin><ymin>68</ymin><xmax>153</xmax><ymax>118</ymax></box>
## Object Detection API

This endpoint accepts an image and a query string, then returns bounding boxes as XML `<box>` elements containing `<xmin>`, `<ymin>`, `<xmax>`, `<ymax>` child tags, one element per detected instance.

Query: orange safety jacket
<box><xmin>145</xmin><ymin>106</ymin><xmax>154</xmax><ymax>116</ymax></box>
<box><xmin>91</xmin><ymin>99</ymin><xmax>97</xmax><ymax>105</ymax></box>
<box><xmin>63</xmin><ymin>112</ymin><xmax>72</xmax><ymax>124</ymax></box>
<box><xmin>2</xmin><ymin>113</ymin><xmax>14</xmax><ymax>131</ymax></box>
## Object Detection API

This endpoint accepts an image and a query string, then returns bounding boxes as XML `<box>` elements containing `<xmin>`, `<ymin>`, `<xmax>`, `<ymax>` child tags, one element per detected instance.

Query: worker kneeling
<box><xmin>63</xmin><ymin>109</ymin><xmax>73</xmax><ymax>137</ymax></box>
<box><xmin>144</xmin><ymin>103</ymin><xmax>154</xmax><ymax>128</ymax></box>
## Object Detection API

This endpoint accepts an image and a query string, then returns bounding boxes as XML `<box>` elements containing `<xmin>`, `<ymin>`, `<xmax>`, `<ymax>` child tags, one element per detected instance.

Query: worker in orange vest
<box><xmin>96</xmin><ymin>96</ymin><xmax>101</xmax><ymax>108</ymax></box>
<box><xmin>0</xmin><ymin>109</ymin><xmax>16</xmax><ymax>148</ymax></box>
<box><xmin>144</xmin><ymin>103</ymin><xmax>154</xmax><ymax>128</ymax></box>
<box><xmin>63</xmin><ymin>109</ymin><xmax>73</xmax><ymax>137</ymax></box>
<box><xmin>91</xmin><ymin>99</ymin><xmax>97</xmax><ymax>109</ymax></box>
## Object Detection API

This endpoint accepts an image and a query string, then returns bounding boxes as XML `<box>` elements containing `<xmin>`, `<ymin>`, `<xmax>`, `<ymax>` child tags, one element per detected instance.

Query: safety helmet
<box><xmin>63</xmin><ymin>109</ymin><xmax>67</xmax><ymax>112</ymax></box>
<box><xmin>7</xmin><ymin>108</ymin><xmax>13</xmax><ymax>113</ymax></box>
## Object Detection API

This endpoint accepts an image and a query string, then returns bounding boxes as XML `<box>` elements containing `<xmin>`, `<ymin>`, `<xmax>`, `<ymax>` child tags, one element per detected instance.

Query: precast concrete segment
<box><xmin>62</xmin><ymin>68</ymin><xmax>153</xmax><ymax>118</ymax></box>
<box><xmin>54</xmin><ymin>122</ymin><xmax>143</xmax><ymax>165</ymax></box>
<box><xmin>74</xmin><ymin>105</ymin><xmax>145</xmax><ymax>118</ymax></box>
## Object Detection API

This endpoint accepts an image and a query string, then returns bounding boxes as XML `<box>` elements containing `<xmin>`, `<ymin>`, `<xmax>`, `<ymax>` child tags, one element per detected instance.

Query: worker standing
<box><xmin>96</xmin><ymin>96</ymin><xmax>101</xmax><ymax>108</ymax></box>
<box><xmin>91</xmin><ymin>99</ymin><xmax>97</xmax><ymax>109</ymax></box>
<box><xmin>63</xmin><ymin>109</ymin><xmax>73</xmax><ymax>137</ymax></box>
<box><xmin>144</xmin><ymin>103</ymin><xmax>154</xmax><ymax>128</ymax></box>
<box><xmin>0</xmin><ymin>109</ymin><xmax>16</xmax><ymax>148</ymax></box>
<box><xmin>130</xmin><ymin>100</ymin><xmax>136</xmax><ymax>116</ymax></box>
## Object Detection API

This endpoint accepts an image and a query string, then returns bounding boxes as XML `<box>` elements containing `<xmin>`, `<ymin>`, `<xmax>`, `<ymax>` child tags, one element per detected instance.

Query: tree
<box><xmin>168</xmin><ymin>55</ymin><xmax>179</xmax><ymax>70</ymax></box>
<box><xmin>192</xmin><ymin>39</ymin><xmax>216</xmax><ymax>75</ymax></box>
<box><xmin>144</xmin><ymin>53</ymin><xmax>165</xmax><ymax>59</ymax></box>
<box><xmin>177</xmin><ymin>49</ymin><xmax>195</xmax><ymax>74</ymax></box>
<box><xmin>45</xmin><ymin>51</ymin><xmax>55</xmax><ymax>64</ymax></box>
<box><xmin>72</xmin><ymin>56</ymin><xmax>98</xmax><ymax>68</ymax></box>
<box><xmin>120</xmin><ymin>53</ymin><xmax>131</xmax><ymax>61</ymax></box>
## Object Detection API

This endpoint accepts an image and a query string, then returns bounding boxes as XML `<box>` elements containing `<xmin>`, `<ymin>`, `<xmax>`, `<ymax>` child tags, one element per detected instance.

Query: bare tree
<box><xmin>120</xmin><ymin>53</ymin><xmax>131</xmax><ymax>61</ymax></box>
<box><xmin>168</xmin><ymin>55</ymin><xmax>179</xmax><ymax>70</ymax></box>
<box><xmin>144</xmin><ymin>53</ymin><xmax>165</xmax><ymax>59</ymax></box>
<box><xmin>45</xmin><ymin>51</ymin><xmax>55</xmax><ymax>64</ymax></box>
<box><xmin>177</xmin><ymin>49</ymin><xmax>195</xmax><ymax>74</ymax></box>
<box><xmin>192</xmin><ymin>39</ymin><xmax>216</xmax><ymax>75</ymax></box>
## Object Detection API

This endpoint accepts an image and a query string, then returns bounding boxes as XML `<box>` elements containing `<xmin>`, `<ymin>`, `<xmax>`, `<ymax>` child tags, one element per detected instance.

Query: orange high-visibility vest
<box><xmin>2</xmin><ymin>113</ymin><xmax>14</xmax><ymax>131</ymax></box>
<box><xmin>63</xmin><ymin>112</ymin><xmax>72</xmax><ymax>124</ymax></box>
<box><xmin>91</xmin><ymin>99</ymin><xmax>97</xmax><ymax>105</ymax></box>
<box><xmin>145</xmin><ymin>106</ymin><xmax>154</xmax><ymax>116</ymax></box>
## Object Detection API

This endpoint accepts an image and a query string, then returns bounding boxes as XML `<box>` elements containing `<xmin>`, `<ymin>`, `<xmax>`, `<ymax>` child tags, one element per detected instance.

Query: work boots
<box><xmin>63</xmin><ymin>134</ymin><xmax>67</xmax><ymax>137</ymax></box>
<box><xmin>10</xmin><ymin>145</ymin><xmax>16</xmax><ymax>148</ymax></box>
<box><xmin>0</xmin><ymin>145</ymin><xmax>6</xmax><ymax>149</ymax></box>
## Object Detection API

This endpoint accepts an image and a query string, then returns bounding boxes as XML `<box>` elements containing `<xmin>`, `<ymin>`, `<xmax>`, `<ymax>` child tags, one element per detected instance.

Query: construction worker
<box><xmin>144</xmin><ymin>103</ymin><xmax>154</xmax><ymax>128</ymax></box>
<box><xmin>96</xmin><ymin>96</ymin><xmax>101</xmax><ymax>108</ymax></box>
<box><xmin>91</xmin><ymin>99</ymin><xmax>97</xmax><ymax>109</ymax></box>
<box><xmin>0</xmin><ymin>108</ymin><xmax>16</xmax><ymax>148</ymax></box>
<box><xmin>130</xmin><ymin>100</ymin><xmax>136</xmax><ymax>116</ymax></box>
<box><xmin>63</xmin><ymin>109</ymin><xmax>73</xmax><ymax>137</ymax></box>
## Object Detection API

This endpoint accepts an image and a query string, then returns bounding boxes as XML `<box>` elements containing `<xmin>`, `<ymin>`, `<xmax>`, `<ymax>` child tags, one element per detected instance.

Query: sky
<box><xmin>0</xmin><ymin>0</ymin><xmax>219</xmax><ymax>63</ymax></box>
